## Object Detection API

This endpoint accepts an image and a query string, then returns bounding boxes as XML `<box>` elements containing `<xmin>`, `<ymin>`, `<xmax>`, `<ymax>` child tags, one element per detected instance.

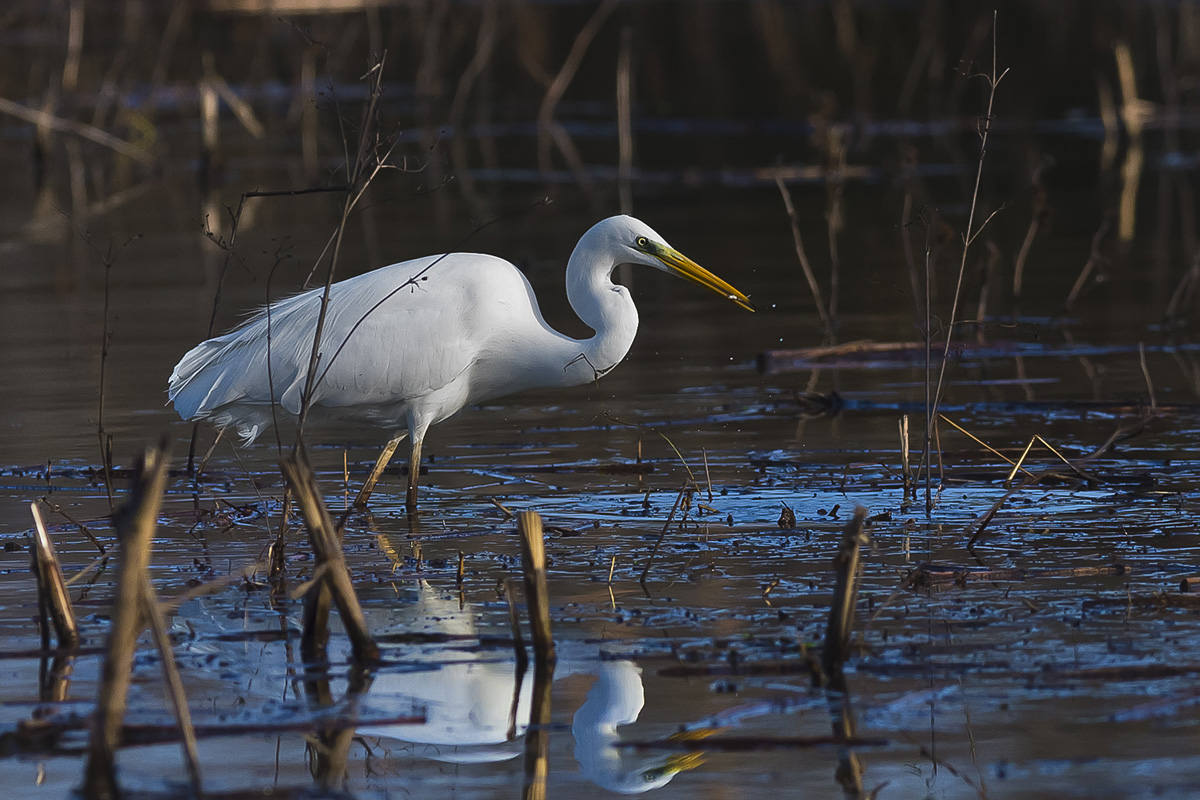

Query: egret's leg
<box><xmin>353</xmin><ymin>433</ymin><xmax>406</xmax><ymax>508</ymax></box>
<box><xmin>405</xmin><ymin>438</ymin><xmax>424</xmax><ymax>514</ymax></box>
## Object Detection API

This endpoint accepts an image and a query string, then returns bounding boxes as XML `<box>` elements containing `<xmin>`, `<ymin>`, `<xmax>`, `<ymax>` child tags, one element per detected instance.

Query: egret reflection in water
<box><xmin>357</xmin><ymin>583</ymin><xmax>699</xmax><ymax>792</ymax></box>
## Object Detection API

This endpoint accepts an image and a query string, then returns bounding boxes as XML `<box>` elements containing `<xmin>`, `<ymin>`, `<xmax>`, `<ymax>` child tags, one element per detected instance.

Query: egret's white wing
<box><xmin>168</xmin><ymin>253</ymin><xmax>547</xmax><ymax>439</ymax></box>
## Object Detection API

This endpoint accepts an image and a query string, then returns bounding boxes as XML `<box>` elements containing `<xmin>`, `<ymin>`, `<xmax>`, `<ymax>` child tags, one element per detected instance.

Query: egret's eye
<box><xmin>635</xmin><ymin>236</ymin><xmax>648</xmax><ymax>248</ymax></box>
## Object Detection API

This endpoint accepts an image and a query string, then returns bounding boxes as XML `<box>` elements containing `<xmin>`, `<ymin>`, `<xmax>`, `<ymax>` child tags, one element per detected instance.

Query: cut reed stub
<box><xmin>516</xmin><ymin>511</ymin><xmax>555</xmax><ymax>668</ymax></box>
<box><xmin>821</xmin><ymin>507</ymin><xmax>869</xmax><ymax>687</ymax></box>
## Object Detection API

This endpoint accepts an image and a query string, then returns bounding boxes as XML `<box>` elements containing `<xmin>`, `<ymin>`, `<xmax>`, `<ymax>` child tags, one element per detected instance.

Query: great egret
<box><xmin>169</xmin><ymin>215</ymin><xmax>754</xmax><ymax>511</ymax></box>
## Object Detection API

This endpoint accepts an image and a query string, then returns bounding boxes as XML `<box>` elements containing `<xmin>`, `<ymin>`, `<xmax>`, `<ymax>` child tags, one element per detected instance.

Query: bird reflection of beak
<box><xmin>651</xmin><ymin>750</ymin><xmax>706</xmax><ymax>780</ymax></box>
<box><xmin>639</xmin><ymin>726</ymin><xmax>723</xmax><ymax>782</ymax></box>
<box><xmin>646</xmin><ymin>242</ymin><xmax>756</xmax><ymax>312</ymax></box>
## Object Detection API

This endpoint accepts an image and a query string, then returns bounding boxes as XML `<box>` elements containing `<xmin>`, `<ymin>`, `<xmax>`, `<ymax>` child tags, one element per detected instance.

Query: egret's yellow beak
<box><xmin>641</xmin><ymin>240</ymin><xmax>756</xmax><ymax>312</ymax></box>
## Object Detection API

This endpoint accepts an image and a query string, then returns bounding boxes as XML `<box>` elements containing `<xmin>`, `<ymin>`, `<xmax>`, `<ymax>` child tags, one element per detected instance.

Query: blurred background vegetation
<box><xmin>0</xmin><ymin>0</ymin><xmax>1197</xmax><ymax>323</ymax></box>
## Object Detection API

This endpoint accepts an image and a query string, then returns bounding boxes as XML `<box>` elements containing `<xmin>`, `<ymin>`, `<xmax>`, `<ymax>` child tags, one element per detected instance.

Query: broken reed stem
<box><xmin>268</xmin><ymin>488</ymin><xmax>291</xmax><ymax>595</ymax></box>
<box><xmin>1139</xmin><ymin>342</ymin><xmax>1158</xmax><ymax>409</ymax></box>
<box><xmin>517</xmin><ymin>515</ymin><xmax>556</xmax><ymax>800</ymax></box>
<box><xmin>504</xmin><ymin>578</ymin><xmax>530</xmax><ymax>677</ymax></box>
<box><xmin>1165</xmin><ymin>244</ymin><xmax>1200</xmax><ymax>321</ymax></box>
<box><xmin>0</xmin><ymin>95</ymin><xmax>154</xmax><ymax>166</ymax></box>
<box><xmin>922</xmin><ymin>211</ymin><xmax>933</xmax><ymax>514</ymax></box>
<box><xmin>822</xmin><ymin>507</ymin><xmax>869</xmax><ymax>687</ymax></box>
<box><xmin>775</xmin><ymin>173</ymin><xmax>834</xmax><ymax>338</ymax></box>
<box><xmin>522</xmin><ymin>656</ymin><xmax>554</xmax><ymax>800</ymax></box>
<box><xmin>516</xmin><ymin>511</ymin><xmax>555</xmax><ymax>667</ymax></box>
<box><xmin>1065</xmin><ymin>212</ymin><xmax>1114</xmax><ymax>312</ymax></box>
<box><xmin>939</xmin><ymin>414</ymin><xmax>1036</xmax><ymax>478</ymax></box>
<box><xmin>968</xmin><ymin>473</ymin><xmax>1044</xmax><ymax>547</ymax></box>
<box><xmin>282</xmin><ymin>453</ymin><xmax>379</xmax><ymax>665</ymax></box>
<box><xmin>639</xmin><ymin>482</ymin><xmax>689</xmax><ymax>585</ymax></box>
<box><xmin>39</xmin><ymin>499</ymin><xmax>106</xmax><ymax>555</ymax></box>
<box><xmin>139</xmin><ymin>580</ymin><xmax>202</xmax><ymax>796</ymax></box>
<box><xmin>96</xmin><ymin>242</ymin><xmax>115</xmax><ymax>513</ymax></box>
<box><xmin>701</xmin><ymin>447</ymin><xmax>713</xmax><ymax>503</ymax></box>
<box><xmin>1032</xmin><ymin>435</ymin><xmax>1097</xmax><ymax>482</ymax></box>
<box><xmin>29</xmin><ymin>502</ymin><xmax>80</xmax><ymax>649</ymax></box>
<box><xmin>616</xmin><ymin>23</ymin><xmax>634</xmax><ymax>216</ymax></box>
<box><xmin>1005</xmin><ymin>437</ymin><xmax>1038</xmax><ymax>485</ymax></box>
<box><xmin>84</xmin><ymin>443</ymin><xmax>171</xmax><ymax>800</ymax></box>
<box><xmin>536</xmin><ymin>0</ymin><xmax>620</xmax><ymax>174</ymax></box>
<box><xmin>899</xmin><ymin>415</ymin><xmax>911</xmax><ymax>500</ymax></box>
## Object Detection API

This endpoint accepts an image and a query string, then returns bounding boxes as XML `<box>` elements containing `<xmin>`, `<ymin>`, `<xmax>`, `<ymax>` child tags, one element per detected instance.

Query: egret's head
<box><xmin>606</xmin><ymin>216</ymin><xmax>756</xmax><ymax>312</ymax></box>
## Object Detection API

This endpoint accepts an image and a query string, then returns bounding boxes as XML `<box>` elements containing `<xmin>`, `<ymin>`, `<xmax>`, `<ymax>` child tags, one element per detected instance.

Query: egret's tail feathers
<box><xmin>167</xmin><ymin>339</ymin><xmax>231</xmax><ymax>420</ymax></box>
<box><xmin>168</xmin><ymin>336</ymin><xmax>277</xmax><ymax>445</ymax></box>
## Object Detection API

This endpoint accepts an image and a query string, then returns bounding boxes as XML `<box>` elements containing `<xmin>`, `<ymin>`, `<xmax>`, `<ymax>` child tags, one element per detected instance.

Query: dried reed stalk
<box><xmin>515</xmin><ymin>511</ymin><xmax>554</xmax><ymax>799</ymax></box>
<box><xmin>83</xmin><ymin>444</ymin><xmax>171</xmax><ymax>800</ymax></box>
<box><xmin>516</xmin><ymin>511</ymin><xmax>555</xmax><ymax>667</ymax></box>
<box><xmin>522</xmin><ymin>658</ymin><xmax>553</xmax><ymax>800</ymax></box>
<box><xmin>504</xmin><ymin>577</ymin><xmax>530</xmax><ymax>677</ymax></box>
<box><xmin>536</xmin><ymin>0</ymin><xmax>619</xmax><ymax>174</ymax></box>
<box><xmin>282</xmin><ymin>454</ymin><xmax>380</xmax><ymax>665</ymax></box>
<box><xmin>139</xmin><ymin>580</ymin><xmax>202</xmax><ymax>795</ymax></box>
<box><xmin>616</xmin><ymin>24</ymin><xmax>635</xmax><ymax>216</ymax></box>
<box><xmin>0</xmin><ymin>96</ymin><xmax>154</xmax><ymax>166</ymax></box>
<box><xmin>926</xmin><ymin>12</ymin><xmax>1007</xmax><ymax>513</ymax></box>
<box><xmin>29</xmin><ymin>502</ymin><xmax>79</xmax><ymax>649</ymax></box>
<box><xmin>821</xmin><ymin>507</ymin><xmax>869</xmax><ymax>686</ymax></box>
<box><xmin>639</xmin><ymin>483</ymin><xmax>690</xmax><ymax>585</ymax></box>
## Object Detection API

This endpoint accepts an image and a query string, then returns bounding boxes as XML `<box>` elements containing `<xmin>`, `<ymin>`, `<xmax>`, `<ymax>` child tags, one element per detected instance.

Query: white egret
<box><xmin>168</xmin><ymin>215</ymin><xmax>754</xmax><ymax>511</ymax></box>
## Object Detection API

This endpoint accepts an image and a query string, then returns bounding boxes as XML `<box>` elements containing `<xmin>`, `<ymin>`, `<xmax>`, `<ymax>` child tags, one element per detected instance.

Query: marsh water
<box><xmin>3</xmin><ymin>3</ymin><xmax>1200</xmax><ymax>799</ymax></box>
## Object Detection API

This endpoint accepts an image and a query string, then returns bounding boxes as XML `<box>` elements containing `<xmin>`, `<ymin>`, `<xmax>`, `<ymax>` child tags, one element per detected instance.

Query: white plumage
<box><xmin>169</xmin><ymin>215</ymin><xmax>753</xmax><ymax>510</ymax></box>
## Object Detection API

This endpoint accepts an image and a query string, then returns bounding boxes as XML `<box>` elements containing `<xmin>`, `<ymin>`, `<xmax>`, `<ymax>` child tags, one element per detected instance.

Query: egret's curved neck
<box><xmin>560</xmin><ymin>234</ymin><xmax>638</xmax><ymax>387</ymax></box>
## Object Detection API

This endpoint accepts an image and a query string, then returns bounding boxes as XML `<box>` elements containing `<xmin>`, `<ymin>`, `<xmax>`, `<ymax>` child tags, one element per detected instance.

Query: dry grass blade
<box><xmin>281</xmin><ymin>453</ymin><xmax>380</xmax><ymax>665</ymax></box>
<box><xmin>83</xmin><ymin>443</ymin><xmax>171</xmax><ymax>800</ymax></box>
<box><xmin>939</xmin><ymin>414</ymin><xmax>1036</xmax><ymax>478</ymax></box>
<box><xmin>29</xmin><ymin>502</ymin><xmax>79</xmax><ymax>649</ymax></box>
<box><xmin>1032</xmin><ymin>435</ymin><xmax>1099</xmax><ymax>482</ymax></box>
<box><xmin>1005</xmin><ymin>437</ymin><xmax>1037</xmax><ymax>485</ymax></box>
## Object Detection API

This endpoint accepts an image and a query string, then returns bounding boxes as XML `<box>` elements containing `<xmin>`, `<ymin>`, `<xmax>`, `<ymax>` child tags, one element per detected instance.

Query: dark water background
<box><xmin>2</xmin><ymin>2</ymin><xmax>1200</xmax><ymax>798</ymax></box>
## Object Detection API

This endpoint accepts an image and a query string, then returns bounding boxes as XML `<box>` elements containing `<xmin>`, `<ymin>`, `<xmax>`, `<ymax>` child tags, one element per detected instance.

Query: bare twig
<box><xmin>776</xmin><ymin>173</ymin><xmax>833</xmax><ymax>337</ymax></box>
<box><xmin>927</xmin><ymin>12</ymin><xmax>1007</xmax><ymax>510</ymax></box>
<box><xmin>640</xmin><ymin>483</ymin><xmax>690</xmax><ymax>585</ymax></box>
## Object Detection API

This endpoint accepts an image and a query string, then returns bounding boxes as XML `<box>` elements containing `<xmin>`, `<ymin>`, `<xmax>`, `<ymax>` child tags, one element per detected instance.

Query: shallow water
<box><xmin>4</xmin><ymin>4</ymin><xmax>1200</xmax><ymax>797</ymax></box>
<box><xmin>5</xmin><ymin>199</ymin><xmax>1200</xmax><ymax>798</ymax></box>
